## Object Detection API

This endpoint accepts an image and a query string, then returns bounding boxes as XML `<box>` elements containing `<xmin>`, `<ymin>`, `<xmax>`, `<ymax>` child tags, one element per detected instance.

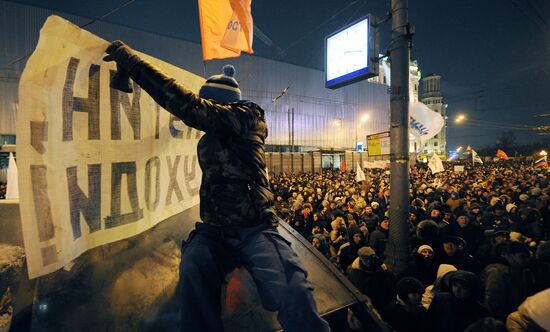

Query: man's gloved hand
<box><xmin>103</xmin><ymin>40</ymin><xmax>141</xmax><ymax>93</ymax></box>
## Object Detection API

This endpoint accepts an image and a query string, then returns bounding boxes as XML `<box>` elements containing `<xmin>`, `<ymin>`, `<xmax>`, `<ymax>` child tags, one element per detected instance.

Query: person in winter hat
<box><xmin>338</xmin><ymin>225</ymin><xmax>366</xmax><ymax>272</ymax></box>
<box><xmin>442</xmin><ymin>209</ymin><xmax>484</xmax><ymax>255</ymax></box>
<box><xmin>506</xmin><ymin>203</ymin><xmax>517</xmax><ymax>214</ymax></box>
<box><xmin>382</xmin><ymin>277</ymin><xmax>429</xmax><ymax>332</ymax></box>
<box><xmin>401</xmin><ymin>245</ymin><xmax>438</xmax><ymax>287</ymax></box>
<box><xmin>198</xmin><ymin>65</ymin><xmax>242</xmax><ymax>102</ymax></box>
<box><xmin>422</xmin><ymin>263</ymin><xmax>457</xmax><ymax>309</ymax></box>
<box><xmin>481</xmin><ymin>241</ymin><xmax>536</xmax><ymax>321</ymax></box>
<box><xmin>506</xmin><ymin>288</ymin><xmax>550</xmax><ymax>332</ymax></box>
<box><xmin>428</xmin><ymin>270</ymin><xmax>490</xmax><ymax>332</ymax></box>
<box><xmin>369</xmin><ymin>216</ymin><xmax>390</xmax><ymax>258</ymax></box>
<box><xmin>347</xmin><ymin>246</ymin><xmax>396</xmax><ymax>311</ymax></box>
<box><xmin>103</xmin><ymin>41</ymin><xmax>330</xmax><ymax>331</ymax></box>
<box><xmin>311</xmin><ymin>233</ymin><xmax>330</xmax><ymax>258</ymax></box>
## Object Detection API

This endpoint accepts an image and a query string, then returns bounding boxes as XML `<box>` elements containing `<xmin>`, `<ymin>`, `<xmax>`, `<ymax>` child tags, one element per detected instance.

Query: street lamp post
<box><xmin>387</xmin><ymin>0</ymin><xmax>411</xmax><ymax>274</ymax></box>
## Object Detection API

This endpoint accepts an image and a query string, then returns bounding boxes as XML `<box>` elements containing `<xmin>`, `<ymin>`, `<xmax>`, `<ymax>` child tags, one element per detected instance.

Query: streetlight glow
<box><xmin>361</xmin><ymin>114</ymin><xmax>369</xmax><ymax>123</ymax></box>
<box><xmin>541</xmin><ymin>150</ymin><xmax>548</xmax><ymax>156</ymax></box>
<box><xmin>455</xmin><ymin>114</ymin><xmax>465</xmax><ymax>123</ymax></box>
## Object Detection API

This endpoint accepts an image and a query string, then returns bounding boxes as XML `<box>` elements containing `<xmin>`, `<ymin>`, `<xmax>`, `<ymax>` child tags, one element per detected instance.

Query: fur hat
<box><xmin>199</xmin><ymin>65</ymin><xmax>241</xmax><ymax>103</ymax></box>
<box><xmin>519</xmin><ymin>193</ymin><xmax>529</xmax><ymax>202</ymax></box>
<box><xmin>416</xmin><ymin>220</ymin><xmax>439</xmax><ymax>240</ymax></box>
<box><xmin>454</xmin><ymin>210</ymin><xmax>468</xmax><ymax>218</ymax></box>
<box><xmin>470</xmin><ymin>201</ymin><xmax>482</xmax><ymax>210</ymax></box>
<box><xmin>503</xmin><ymin>240</ymin><xmax>529</xmax><ymax>255</ymax></box>
<box><xmin>450</xmin><ymin>270</ymin><xmax>480</xmax><ymax>294</ymax></box>
<box><xmin>396</xmin><ymin>277</ymin><xmax>425</xmax><ymax>300</ymax></box>
<box><xmin>357</xmin><ymin>246</ymin><xmax>376</xmax><ymax>259</ymax></box>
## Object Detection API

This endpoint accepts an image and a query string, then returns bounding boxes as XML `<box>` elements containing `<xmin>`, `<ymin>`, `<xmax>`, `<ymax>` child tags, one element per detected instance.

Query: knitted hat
<box><xmin>199</xmin><ymin>65</ymin><xmax>241</xmax><ymax>103</ymax></box>
<box><xmin>417</xmin><ymin>244</ymin><xmax>434</xmax><ymax>254</ymax></box>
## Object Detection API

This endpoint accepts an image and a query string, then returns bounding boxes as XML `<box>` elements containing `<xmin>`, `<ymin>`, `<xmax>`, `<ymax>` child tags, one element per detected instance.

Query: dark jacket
<box><xmin>337</xmin><ymin>226</ymin><xmax>366</xmax><ymax>272</ymax></box>
<box><xmin>428</xmin><ymin>292</ymin><xmax>489</xmax><ymax>332</ymax></box>
<box><xmin>428</xmin><ymin>271</ymin><xmax>489</xmax><ymax>332</ymax></box>
<box><xmin>127</xmin><ymin>60</ymin><xmax>276</xmax><ymax>227</ymax></box>
<box><xmin>382</xmin><ymin>300</ymin><xmax>430</xmax><ymax>332</ymax></box>
<box><xmin>480</xmin><ymin>260</ymin><xmax>536</xmax><ymax>321</ymax></box>
<box><xmin>346</xmin><ymin>257</ymin><xmax>396</xmax><ymax>311</ymax></box>
<box><xmin>401</xmin><ymin>252</ymin><xmax>439</xmax><ymax>287</ymax></box>
<box><xmin>369</xmin><ymin>226</ymin><xmax>389</xmax><ymax>258</ymax></box>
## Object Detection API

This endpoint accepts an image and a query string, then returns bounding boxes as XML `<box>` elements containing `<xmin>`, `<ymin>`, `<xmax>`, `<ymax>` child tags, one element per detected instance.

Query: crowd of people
<box><xmin>270</xmin><ymin>161</ymin><xmax>550</xmax><ymax>332</ymax></box>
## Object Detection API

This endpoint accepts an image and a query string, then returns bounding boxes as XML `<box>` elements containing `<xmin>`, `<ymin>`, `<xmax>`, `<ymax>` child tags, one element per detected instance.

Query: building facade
<box><xmin>420</xmin><ymin>74</ymin><xmax>447</xmax><ymax>154</ymax></box>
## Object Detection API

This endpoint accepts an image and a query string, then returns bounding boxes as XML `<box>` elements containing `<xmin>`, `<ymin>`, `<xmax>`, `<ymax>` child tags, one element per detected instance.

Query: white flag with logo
<box><xmin>356</xmin><ymin>163</ymin><xmax>366</xmax><ymax>182</ymax></box>
<box><xmin>428</xmin><ymin>153</ymin><xmax>445</xmax><ymax>174</ymax></box>
<box><xmin>472</xmin><ymin>149</ymin><xmax>483</xmax><ymax>164</ymax></box>
<box><xmin>6</xmin><ymin>152</ymin><xmax>19</xmax><ymax>199</ymax></box>
<box><xmin>409</xmin><ymin>102</ymin><xmax>444</xmax><ymax>145</ymax></box>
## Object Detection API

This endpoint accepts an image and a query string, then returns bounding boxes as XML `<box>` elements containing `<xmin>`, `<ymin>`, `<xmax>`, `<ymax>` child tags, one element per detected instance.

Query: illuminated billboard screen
<box><xmin>325</xmin><ymin>15</ymin><xmax>378</xmax><ymax>89</ymax></box>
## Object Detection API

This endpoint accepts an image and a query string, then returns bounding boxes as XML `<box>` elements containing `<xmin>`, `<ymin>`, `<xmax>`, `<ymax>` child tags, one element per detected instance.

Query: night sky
<box><xmin>8</xmin><ymin>0</ymin><xmax>550</xmax><ymax>150</ymax></box>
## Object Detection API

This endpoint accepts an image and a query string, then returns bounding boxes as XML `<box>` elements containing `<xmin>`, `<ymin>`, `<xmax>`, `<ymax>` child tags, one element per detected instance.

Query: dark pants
<box><xmin>179</xmin><ymin>222</ymin><xmax>331</xmax><ymax>332</ymax></box>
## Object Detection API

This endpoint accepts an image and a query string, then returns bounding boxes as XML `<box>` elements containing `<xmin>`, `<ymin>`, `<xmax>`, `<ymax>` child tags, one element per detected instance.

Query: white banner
<box><xmin>428</xmin><ymin>153</ymin><xmax>444</xmax><ymax>174</ymax></box>
<box><xmin>355</xmin><ymin>162</ymin><xmax>366</xmax><ymax>182</ymax></box>
<box><xmin>6</xmin><ymin>152</ymin><xmax>19</xmax><ymax>199</ymax></box>
<box><xmin>18</xmin><ymin>16</ymin><xmax>203</xmax><ymax>278</ymax></box>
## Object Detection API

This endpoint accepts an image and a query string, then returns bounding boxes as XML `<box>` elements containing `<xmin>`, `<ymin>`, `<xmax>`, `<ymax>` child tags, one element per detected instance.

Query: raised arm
<box><xmin>103</xmin><ymin>41</ymin><xmax>245</xmax><ymax>135</ymax></box>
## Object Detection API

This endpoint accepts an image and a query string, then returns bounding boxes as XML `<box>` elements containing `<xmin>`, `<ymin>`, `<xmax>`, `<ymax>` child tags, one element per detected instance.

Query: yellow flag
<box><xmin>198</xmin><ymin>0</ymin><xmax>254</xmax><ymax>61</ymax></box>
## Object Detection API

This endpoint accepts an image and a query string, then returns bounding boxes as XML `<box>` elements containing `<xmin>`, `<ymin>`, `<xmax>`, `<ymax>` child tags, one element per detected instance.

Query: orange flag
<box><xmin>496</xmin><ymin>149</ymin><xmax>509</xmax><ymax>160</ymax></box>
<box><xmin>198</xmin><ymin>0</ymin><xmax>254</xmax><ymax>61</ymax></box>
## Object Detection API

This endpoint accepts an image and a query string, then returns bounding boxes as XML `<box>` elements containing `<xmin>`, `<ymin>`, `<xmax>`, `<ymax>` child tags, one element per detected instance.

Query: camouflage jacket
<box><xmin>129</xmin><ymin>61</ymin><xmax>276</xmax><ymax>228</ymax></box>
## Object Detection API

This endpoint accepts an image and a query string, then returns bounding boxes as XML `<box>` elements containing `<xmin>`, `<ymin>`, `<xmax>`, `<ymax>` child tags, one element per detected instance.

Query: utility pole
<box><xmin>291</xmin><ymin>107</ymin><xmax>295</xmax><ymax>153</ymax></box>
<box><xmin>386</xmin><ymin>0</ymin><xmax>411</xmax><ymax>274</ymax></box>
<box><xmin>288</xmin><ymin>107</ymin><xmax>291</xmax><ymax>152</ymax></box>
